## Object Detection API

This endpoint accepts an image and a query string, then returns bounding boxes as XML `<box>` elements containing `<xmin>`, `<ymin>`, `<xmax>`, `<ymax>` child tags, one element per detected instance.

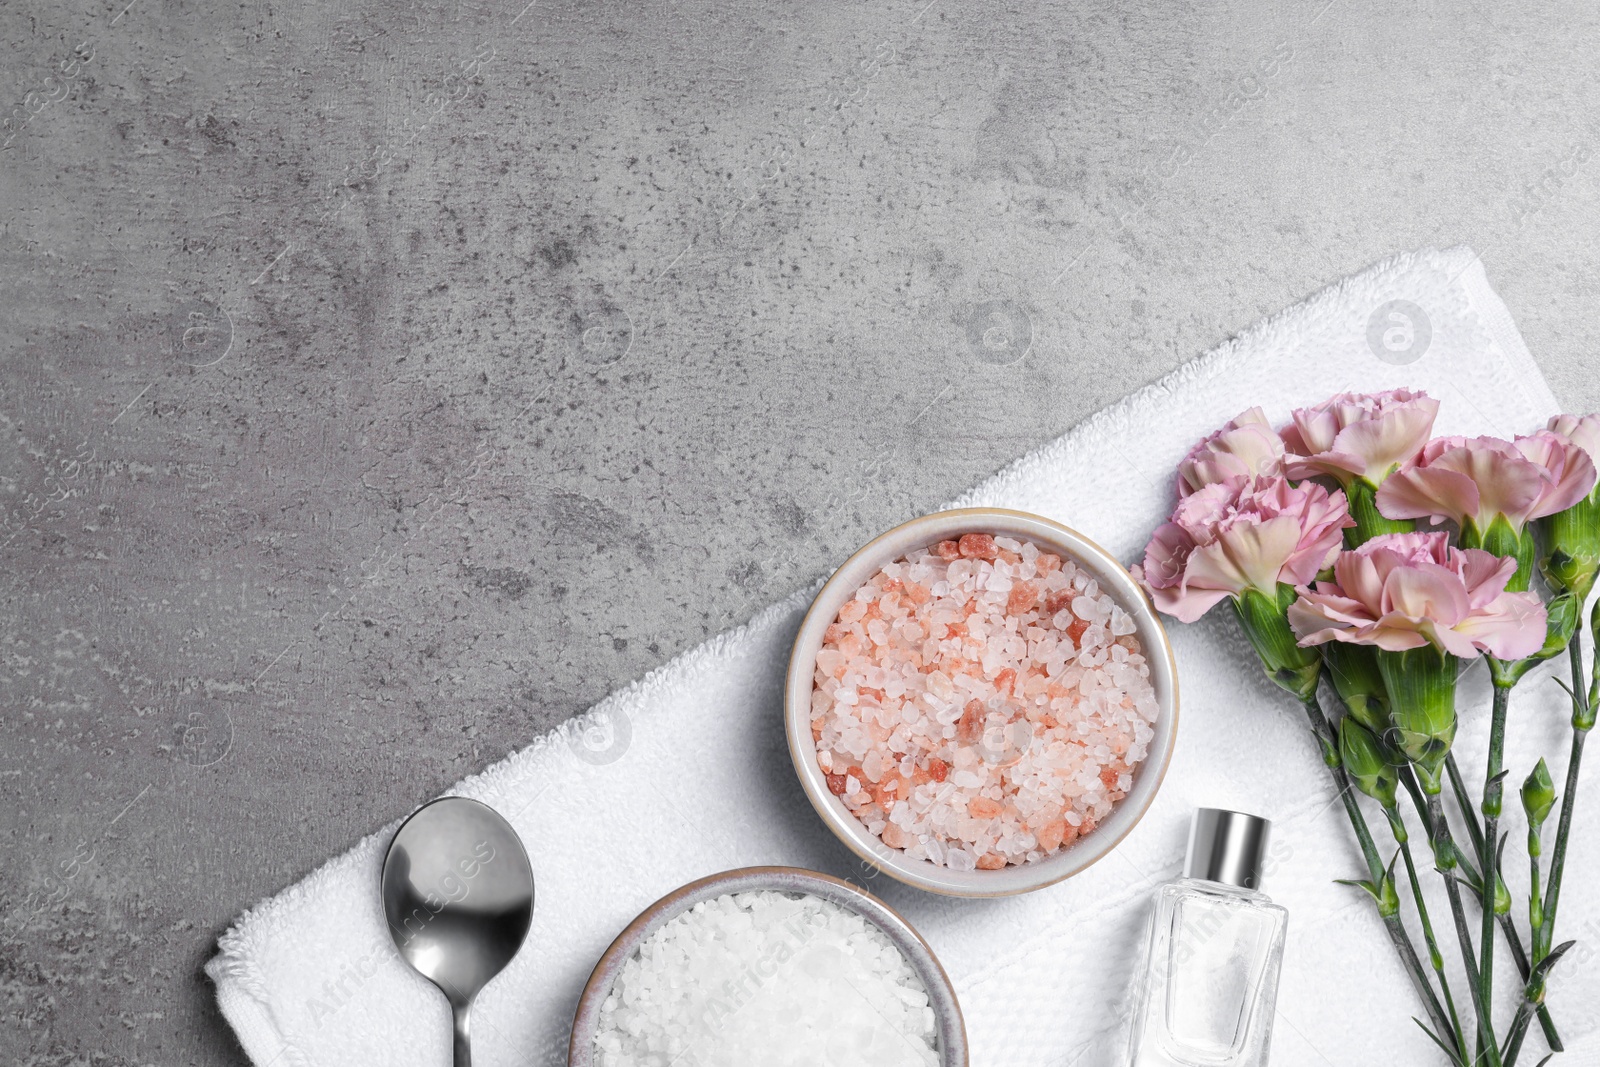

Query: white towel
<box><xmin>208</xmin><ymin>247</ymin><xmax>1600</xmax><ymax>1067</ymax></box>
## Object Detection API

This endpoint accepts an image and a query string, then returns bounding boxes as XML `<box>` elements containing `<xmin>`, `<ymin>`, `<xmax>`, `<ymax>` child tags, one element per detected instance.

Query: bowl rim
<box><xmin>784</xmin><ymin>506</ymin><xmax>1180</xmax><ymax>898</ymax></box>
<box><xmin>566</xmin><ymin>864</ymin><xmax>969</xmax><ymax>1066</ymax></box>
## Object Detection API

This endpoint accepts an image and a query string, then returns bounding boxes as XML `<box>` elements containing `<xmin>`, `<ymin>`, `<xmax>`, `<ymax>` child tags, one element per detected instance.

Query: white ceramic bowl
<box><xmin>567</xmin><ymin>866</ymin><xmax>968</xmax><ymax>1066</ymax></box>
<box><xmin>784</xmin><ymin>508</ymin><xmax>1179</xmax><ymax>897</ymax></box>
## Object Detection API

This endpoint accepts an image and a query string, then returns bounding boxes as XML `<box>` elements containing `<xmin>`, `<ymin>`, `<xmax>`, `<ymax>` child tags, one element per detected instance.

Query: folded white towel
<box><xmin>209</xmin><ymin>247</ymin><xmax>1600</xmax><ymax>1066</ymax></box>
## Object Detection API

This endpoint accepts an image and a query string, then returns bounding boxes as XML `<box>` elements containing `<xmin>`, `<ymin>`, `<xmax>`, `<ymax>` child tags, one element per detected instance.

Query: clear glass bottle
<box><xmin>1127</xmin><ymin>808</ymin><xmax>1287</xmax><ymax>1067</ymax></box>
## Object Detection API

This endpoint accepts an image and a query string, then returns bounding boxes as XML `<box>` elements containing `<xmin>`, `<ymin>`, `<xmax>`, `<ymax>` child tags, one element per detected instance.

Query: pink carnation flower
<box><xmin>1133</xmin><ymin>475</ymin><xmax>1352</xmax><ymax>623</ymax></box>
<box><xmin>1540</xmin><ymin>414</ymin><xmax>1600</xmax><ymax>594</ymax></box>
<box><xmin>1177</xmin><ymin>407</ymin><xmax>1286</xmax><ymax>498</ymax></box>
<box><xmin>1287</xmin><ymin>532</ymin><xmax>1546</xmax><ymax>659</ymax></box>
<box><xmin>1546</xmin><ymin>413</ymin><xmax>1600</xmax><ymax>470</ymax></box>
<box><xmin>1281</xmin><ymin>389</ymin><xmax>1440</xmax><ymax>486</ymax></box>
<box><xmin>1375</xmin><ymin>433</ymin><xmax>1596</xmax><ymax>534</ymax></box>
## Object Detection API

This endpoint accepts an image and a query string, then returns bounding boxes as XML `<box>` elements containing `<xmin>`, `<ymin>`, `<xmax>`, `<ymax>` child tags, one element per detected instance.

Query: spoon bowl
<box><xmin>382</xmin><ymin>796</ymin><xmax>534</xmax><ymax>1067</ymax></box>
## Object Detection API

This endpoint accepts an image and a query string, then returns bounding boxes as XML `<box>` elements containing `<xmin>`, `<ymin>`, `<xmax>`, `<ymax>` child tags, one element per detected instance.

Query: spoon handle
<box><xmin>452</xmin><ymin>1002</ymin><xmax>472</xmax><ymax>1067</ymax></box>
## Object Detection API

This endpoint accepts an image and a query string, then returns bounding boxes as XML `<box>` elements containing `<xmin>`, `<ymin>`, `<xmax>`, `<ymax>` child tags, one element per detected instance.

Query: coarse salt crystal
<box><xmin>812</xmin><ymin>535</ymin><xmax>1157</xmax><ymax>870</ymax></box>
<box><xmin>593</xmin><ymin>891</ymin><xmax>939</xmax><ymax>1067</ymax></box>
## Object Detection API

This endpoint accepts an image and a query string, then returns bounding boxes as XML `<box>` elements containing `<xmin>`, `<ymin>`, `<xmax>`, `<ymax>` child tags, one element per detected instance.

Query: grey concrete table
<box><xmin>3</xmin><ymin>0</ymin><xmax>1598</xmax><ymax>1063</ymax></box>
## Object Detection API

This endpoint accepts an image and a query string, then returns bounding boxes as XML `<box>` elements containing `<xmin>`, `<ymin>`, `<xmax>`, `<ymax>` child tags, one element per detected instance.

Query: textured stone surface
<box><xmin>3</xmin><ymin>0</ymin><xmax>1600</xmax><ymax>1063</ymax></box>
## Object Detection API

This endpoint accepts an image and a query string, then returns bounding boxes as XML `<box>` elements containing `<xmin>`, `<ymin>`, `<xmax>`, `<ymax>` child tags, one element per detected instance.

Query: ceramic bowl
<box><xmin>567</xmin><ymin>865</ymin><xmax>967</xmax><ymax>1066</ymax></box>
<box><xmin>784</xmin><ymin>507</ymin><xmax>1179</xmax><ymax>897</ymax></box>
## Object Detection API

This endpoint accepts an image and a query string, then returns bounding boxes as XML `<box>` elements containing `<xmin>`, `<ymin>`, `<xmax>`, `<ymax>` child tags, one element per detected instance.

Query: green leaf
<box><xmin>1379</xmin><ymin>853</ymin><xmax>1402</xmax><ymax>918</ymax></box>
<box><xmin>1482</xmin><ymin>768</ymin><xmax>1510</xmax><ymax>820</ymax></box>
<box><xmin>1495</xmin><ymin>834</ymin><xmax>1512</xmax><ymax>916</ymax></box>
<box><xmin>1529</xmin><ymin>939</ymin><xmax>1575</xmax><ymax>995</ymax></box>
<box><xmin>1502</xmin><ymin>942</ymin><xmax>1574</xmax><ymax>1066</ymax></box>
<box><xmin>1338</xmin><ymin>857</ymin><xmax>1401</xmax><ymax>917</ymax></box>
<box><xmin>1414</xmin><ymin>1017</ymin><xmax>1467</xmax><ymax>1067</ymax></box>
<box><xmin>1335</xmin><ymin>877</ymin><xmax>1383</xmax><ymax>906</ymax></box>
<box><xmin>1586</xmin><ymin>599</ymin><xmax>1600</xmax><ymax>728</ymax></box>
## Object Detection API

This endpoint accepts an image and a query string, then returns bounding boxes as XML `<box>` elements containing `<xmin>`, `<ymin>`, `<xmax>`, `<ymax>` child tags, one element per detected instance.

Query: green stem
<box><xmin>1447</xmin><ymin>754</ymin><xmax>1562</xmax><ymax>1050</ymax></box>
<box><xmin>1447</xmin><ymin>754</ymin><xmax>1486</xmax><ymax>861</ymax></box>
<box><xmin>1503</xmin><ymin>941</ymin><xmax>1575</xmax><ymax>1067</ymax></box>
<box><xmin>1300</xmin><ymin>700</ymin><xmax>1381</xmax><ymax>874</ymax></box>
<box><xmin>1402</xmin><ymin>762</ymin><xmax>1431</xmax><ymax>825</ymax></box>
<box><xmin>1479</xmin><ymin>681</ymin><xmax>1512</xmax><ymax>1048</ymax></box>
<box><xmin>1504</xmin><ymin>1000</ymin><xmax>1537</xmax><ymax>1067</ymax></box>
<box><xmin>1528</xmin><ymin>827</ymin><xmax>1544</xmax><ymax>968</ymax></box>
<box><xmin>1426</xmin><ymin>791</ymin><xmax>1501</xmax><ymax>1066</ymax></box>
<box><xmin>1539</xmin><ymin>636</ymin><xmax>1595</xmax><ymax>963</ymax></box>
<box><xmin>1540</xmin><ymin>730</ymin><xmax>1588</xmax><ymax>960</ymax></box>
<box><xmin>1389</xmin><ymin>807</ymin><xmax>1469</xmax><ymax>1063</ymax></box>
<box><xmin>1301</xmin><ymin>698</ymin><xmax>1453</xmax><ymax>1048</ymax></box>
<box><xmin>1500</xmin><ymin>915</ymin><xmax>1559</xmax><ymax>1053</ymax></box>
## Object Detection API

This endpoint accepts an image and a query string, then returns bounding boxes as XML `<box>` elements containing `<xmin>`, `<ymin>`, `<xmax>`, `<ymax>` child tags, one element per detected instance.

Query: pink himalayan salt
<box><xmin>811</xmin><ymin>534</ymin><xmax>1158</xmax><ymax>870</ymax></box>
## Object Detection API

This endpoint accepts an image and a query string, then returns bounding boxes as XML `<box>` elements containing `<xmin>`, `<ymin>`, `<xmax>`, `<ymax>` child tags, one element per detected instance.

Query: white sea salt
<box><xmin>811</xmin><ymin>533</ymin><xmax>1159</xmax><ymax>870</ymax></box>
<box><xmin>592</xmin><ymin>891</ymin><xmax>939</xmax><ymax>1067</ymax></box>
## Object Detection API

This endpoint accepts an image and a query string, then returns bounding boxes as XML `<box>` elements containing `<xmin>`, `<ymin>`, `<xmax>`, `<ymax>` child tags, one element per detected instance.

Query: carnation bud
<box><xmin>1540</xmin><ymin>494</ymin><xmax>1600</xmax><ymax>600</ymax></box>
<box><xmin>1537</xmin><ymin>413</ymin><xmax>1600</xmax><ymax>598</ymax></box>
<box><xmin>1320</xmin><ymin>642</ymin><xmax>1390</xmax><ymax>734</ymax></box>
<box><xmin>1374</xmin><ymin>646</ymin><xmax>1457</xmax><ymax>794</ymax></box>
<box><xmin>1232</xmin><ymin>585</ymin><xmax>1322</xmax><ymax>703</ymax></box>
<box><xmin>1339</xmin><ymin>718</ymin><xmax>1398</xmax><ymax>810</ymax></box>
<box><xmin>1522</xmin><ymin>758</ymin><xmax>1556</xmax><ymax>829</ymax></box>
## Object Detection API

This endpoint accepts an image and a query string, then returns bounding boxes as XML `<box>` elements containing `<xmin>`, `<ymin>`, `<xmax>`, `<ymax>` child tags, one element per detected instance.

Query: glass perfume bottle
<box><xmin>1127</xmin><ymin>808</ymin><xmax>1287</xmax><ymax>1067</ymax></box>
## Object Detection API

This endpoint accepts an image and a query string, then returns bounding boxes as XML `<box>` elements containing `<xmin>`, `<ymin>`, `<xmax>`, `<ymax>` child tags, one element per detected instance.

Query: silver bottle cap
<box><xmin>1184</xmin><ymin>808</ymin><xmax>1272</xmax><ymax>889</ymax></box>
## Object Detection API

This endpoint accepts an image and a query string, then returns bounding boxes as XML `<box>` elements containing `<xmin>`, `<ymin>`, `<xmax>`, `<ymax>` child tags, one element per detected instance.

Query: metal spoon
<box><xmin>382</xmin><ymin>797</ymin><xmax>534</xmax><ymax>1067</ymax></box>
